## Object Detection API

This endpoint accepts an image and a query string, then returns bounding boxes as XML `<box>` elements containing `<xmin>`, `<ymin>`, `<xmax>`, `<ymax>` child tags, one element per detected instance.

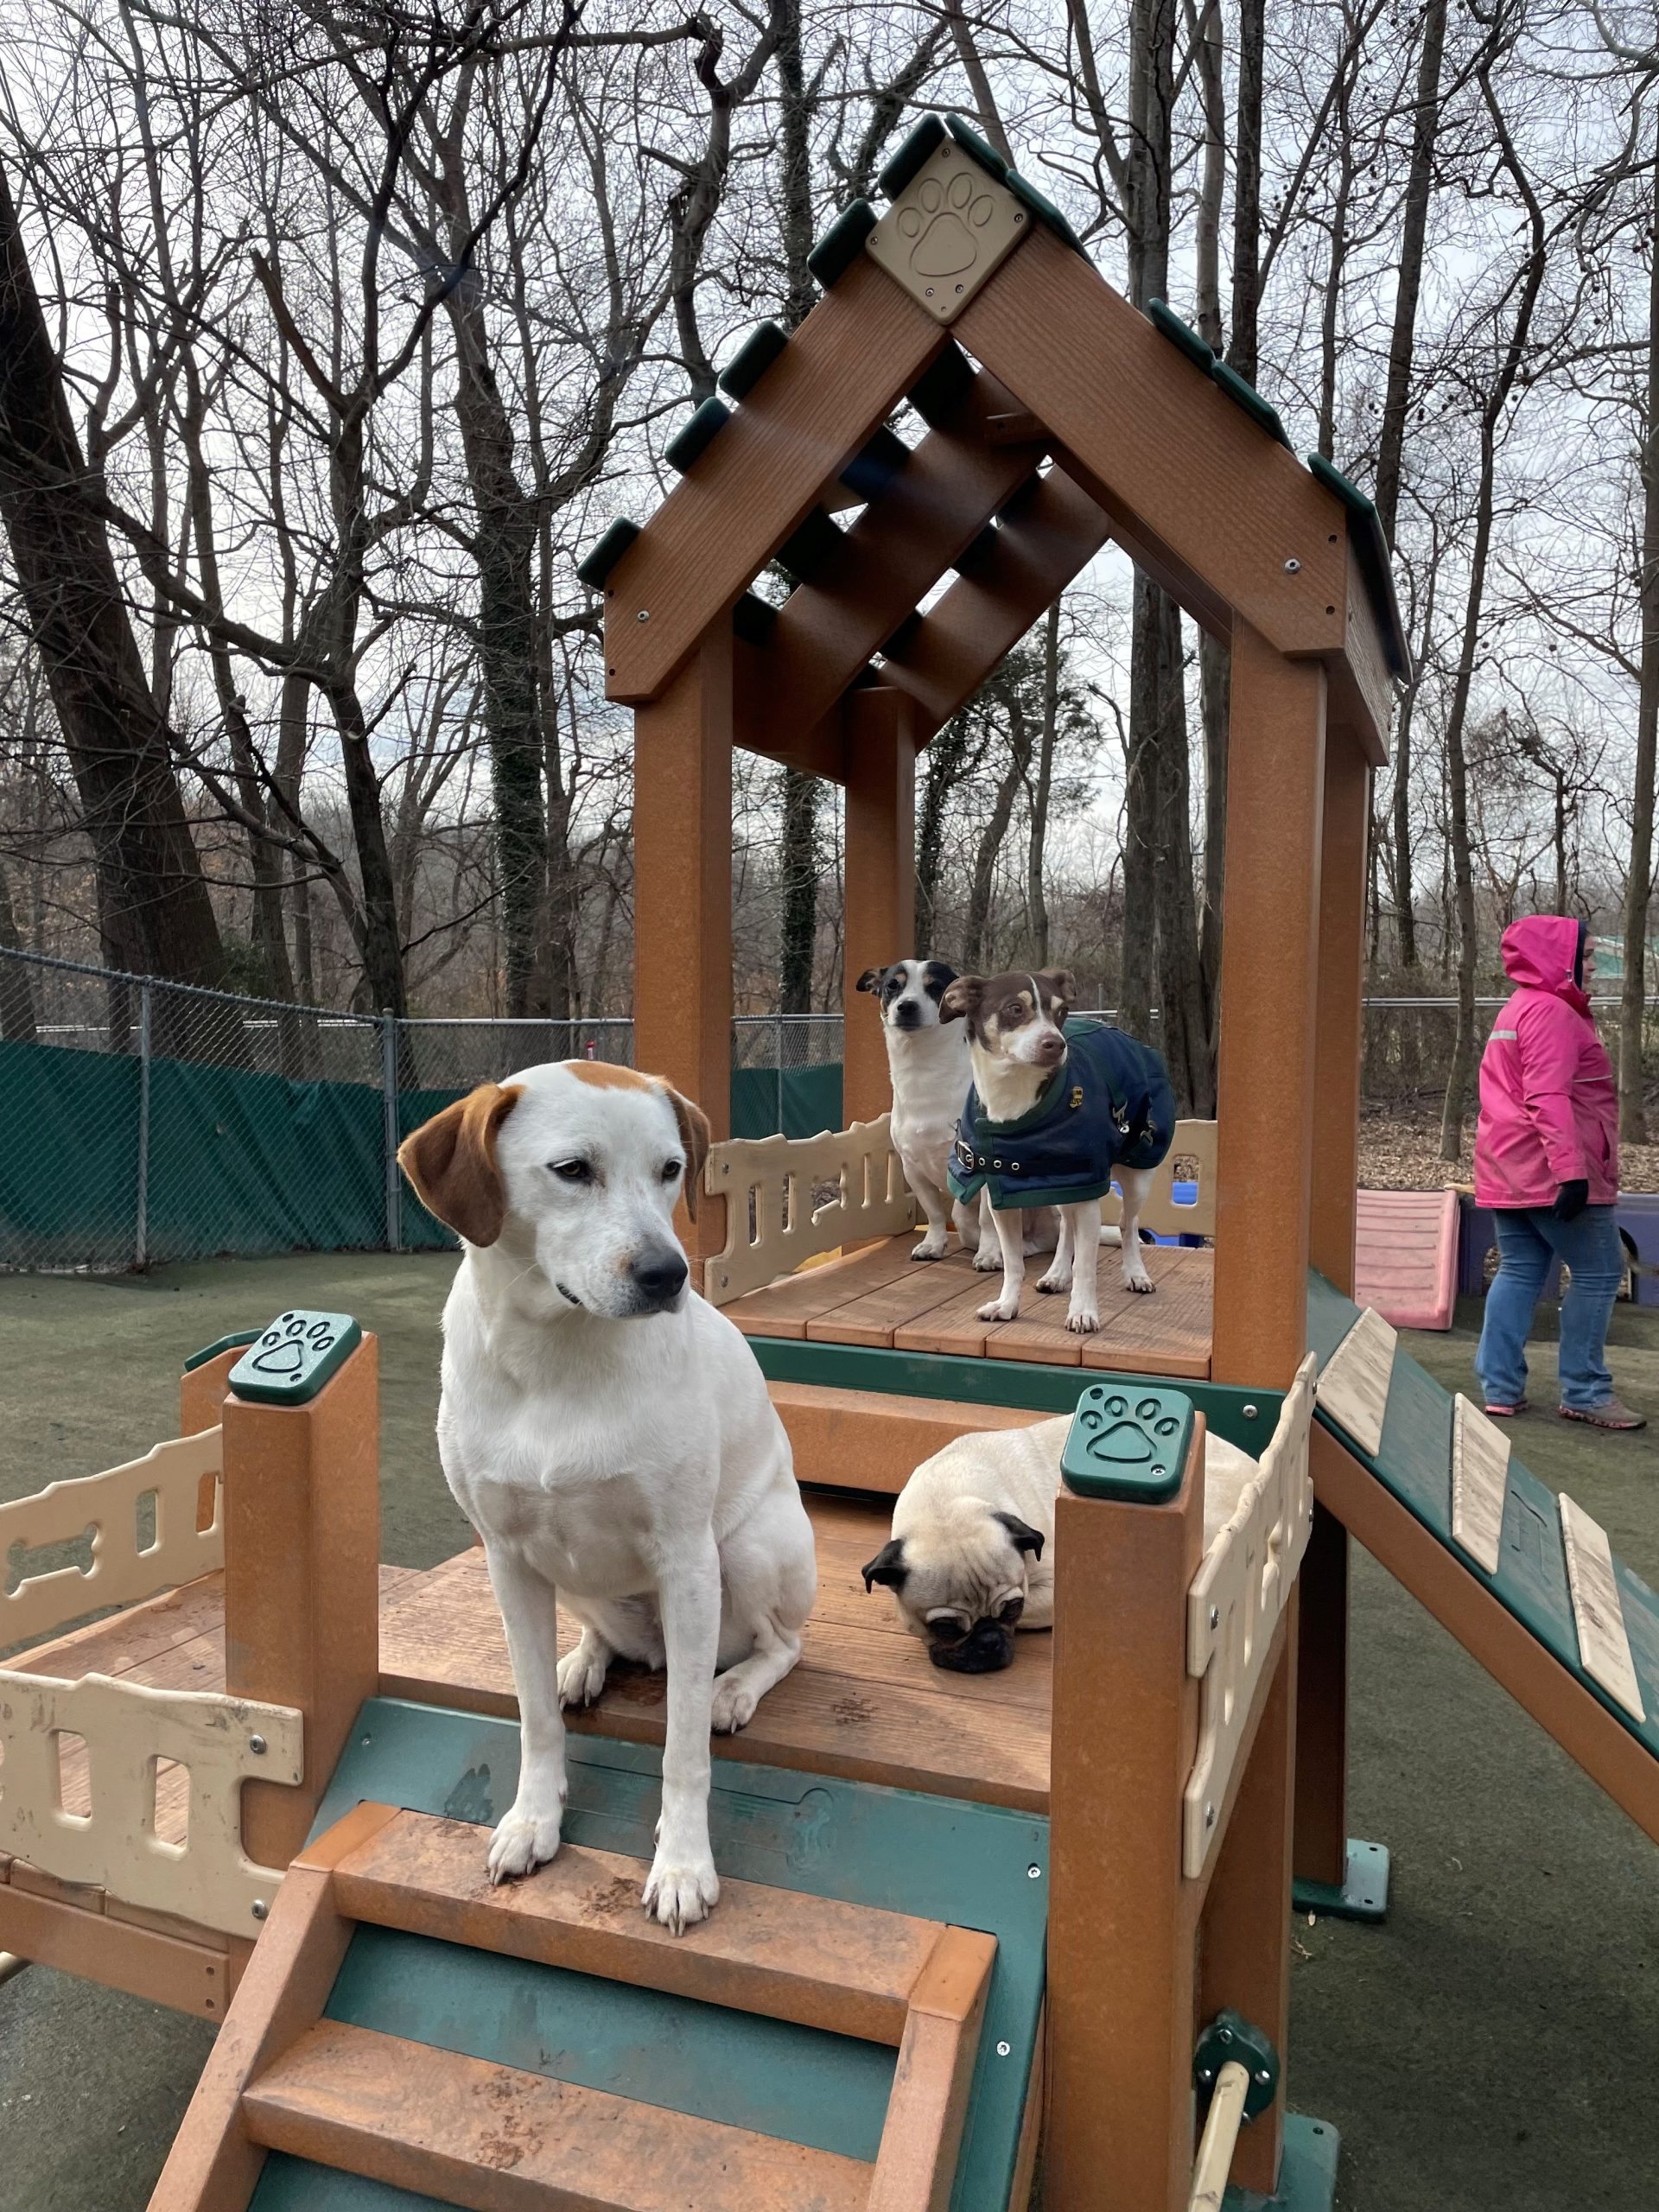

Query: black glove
<box><xmin>1553</xmin><ymin>1179</ymin><xmax>1589</xmax><ymax>1223</ymax></box>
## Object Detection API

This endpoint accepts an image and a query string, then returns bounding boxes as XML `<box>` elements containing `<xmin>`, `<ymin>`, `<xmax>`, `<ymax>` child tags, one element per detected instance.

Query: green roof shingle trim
<box><xmin>717</xmin><ymin>320</ymin><xmax>788</xmax><ymax>400</ymax></box>
<box><xmin>1147</xmin><ymin>298</ymin><xmax>1217</xmax><ymax>373</ymax></box>
<box><xmin>1004</xmin><ymin>167</ymin><xmax>1085</xmax><ymax>253</ymax></box>
<box><xmin>575</xmin><ymin>517</ymin><xmax>640</xmax><ymax>589</ymax></box>
<box><xmin>664</xmin><ymin>395</ymin><xmax>731</xmax><ymax>473</ymax></box>
<box><xmin>877</xmin><ymin>114</ymin><xmax>947</xmax><ymax>200</ymax></box>
<box><xmin>1307</xmin><ymin>454</ymin><xmax>1412</xmax><ymax>678</ymax></box>
<box><xmin>945</xmin><ymin>112</ymin><xmax>1010</xmax><ymax>183</ymax></box>
<box><xmin>806</xmin><ymin>199</ymin><xmax>879</xmax><ymax>289</ymax></box>
<box><xmin>1213</xmin><ymin>360</ymin><xmax>1291</xmax><ymax>449</ymax></box>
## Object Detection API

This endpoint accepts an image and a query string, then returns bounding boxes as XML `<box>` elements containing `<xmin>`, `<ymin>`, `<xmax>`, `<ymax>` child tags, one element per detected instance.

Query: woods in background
<box><xmin>1</xmin><ymin>0</ymin><xmax>1658</xmax><ymax>1139</ymax></box>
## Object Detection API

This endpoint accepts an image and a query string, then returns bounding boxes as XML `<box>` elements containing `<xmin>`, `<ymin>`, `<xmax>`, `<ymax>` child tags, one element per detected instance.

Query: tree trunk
<box><xmin>917</xmin><ymin>715</ymin><xmax>972</xmax><ymax>949</ymax></box>
<box><xmin>327</xmin><ymin>682</ymin><xmax>408</xmax><ymax>1017</ymax></box>
<box><xmin>1027</xmin><ymin>600</ymin><xmax>1061</xmax><ymax>963</ymax></box>
<box><xmin>0</xmin><ymin>861</ymin><xmax>37</xmax><ymax>1041</ymax></box>
<box><xmin>0</xmin><ymin>157</ymin><xmax>226</xmax><ymax>987</ymax></box>
<box><xmin>1619</xmin><ymin>137</ymin><xmax>1659</xmax><ymax>1144</ymax></box>
<box><xmin>779</xmin><ymin>768</ymin><xmax>821</xmax><ymax>1013</ymax></box>
<box><xmin>1374</xmin><ymin>0</ymin><xmax>1449</xmax><ymax>548</ymax></box>
<box><xmin>963</xmin><ymin>709</ymin><xmax>1032</xmax><ymax>972</ymax></box>
<box><xmin>1227</xmin><ymin>0</ymin><xmax>1266</xmax><ymax>385</ymax></box>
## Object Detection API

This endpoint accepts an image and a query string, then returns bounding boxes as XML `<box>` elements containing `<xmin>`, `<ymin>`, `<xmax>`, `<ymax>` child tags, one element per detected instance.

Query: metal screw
<box><xmin>248</xmin><ymin>1734</ymin><xmax>267</xmax><ymax>1757</ymax></box>
<box><xmin>1151</xmin><ymin>1464</ymin><xmax>1166</xmax><ymax>1478</ymax></box>
<box><xmin>1198</xmin><ymin>2067</ymin><xmax>1215</xmax><ymax>2085</ymax></box>
<box><xmin>635</xmin><ymin>608</ymin><xmax>651</xmax><ymax>623</ymax></box>
<box><xmin>251</xmin><ymin>1899</ymin><xmax>269</xmax><ymax>1921</ymax></box>
<box><xmin>1242</xmin><ymin>1402</ymin><xmax>1258</xmax><ymax>1419</ymax></box>
<box><xmin>1283</xmin><ymin>557</ymin><xmax>1301</xmax><ymax>574</ymax></box>
<box><xmin>996</xmin><ymin>2041</ymin><xmax>1012</xmax><ymax>2057</ymax></box>
<box><xmin>1255</xmin><ymin>2069</ymin><xmax>1272</xmax><ymax>2084</ymax></box>
<box><xmin>1205</xmin><ymin>1802</ymin><xmax>1216</xmax><ymax>1829</ymax></box>
<box><xmin>1209</xmin><ymin>1605</ymin><xmax>1219</xmax><ymax>1630</ymax></box>
<box><xmin>1027</xmin><ymin>1864</ymin><xmax>1042</xmax><ymax>1880</ymax></box>
<box><xmin>1217</xmin><ymin>2026</ymin><xmax>1233</xmax><ymax>2044</ymax></box>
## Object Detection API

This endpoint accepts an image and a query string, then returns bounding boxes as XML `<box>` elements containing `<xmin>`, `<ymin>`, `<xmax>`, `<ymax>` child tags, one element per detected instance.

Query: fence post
<box><xmin>776</xmin><ymin>1014</ymin><xmax>785</xmax><ymax>1139</ymax></box>
<box><xmin>135</xmin><ymin>981</ymin><xmax>152</xmax><ymax>1270</ymax></box>
<box><xmin>381</xmin><ymin>1014</ymin><xmax>401</xmax><ymax>1253</ymax></box>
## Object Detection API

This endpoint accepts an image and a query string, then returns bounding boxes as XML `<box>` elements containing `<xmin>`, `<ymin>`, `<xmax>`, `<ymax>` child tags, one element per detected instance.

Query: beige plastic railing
<box><xmin>702</xmin><ymin>1114</ymin><xmax>917</xmax><ymax>1304</ymax></box>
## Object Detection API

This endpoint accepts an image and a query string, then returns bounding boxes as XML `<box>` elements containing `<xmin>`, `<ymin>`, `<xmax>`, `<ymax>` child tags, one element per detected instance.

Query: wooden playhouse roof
<box><xmin>585</xmin><ymin>114</ymin><xmax>1404</xmax><ymax>779</ymax></box>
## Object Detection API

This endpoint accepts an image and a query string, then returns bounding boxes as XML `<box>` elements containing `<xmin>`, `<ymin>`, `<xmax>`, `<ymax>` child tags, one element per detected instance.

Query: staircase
<box><xmin>151</xmin><ymin>1800</ymin><xmax>997</xmax><ymax>2212</ymax></box>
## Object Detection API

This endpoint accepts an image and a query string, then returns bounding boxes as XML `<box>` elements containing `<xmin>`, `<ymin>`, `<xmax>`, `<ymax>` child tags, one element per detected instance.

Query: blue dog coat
<box><xmin>947</xmin><ymin>1023</ymin><xmax>1176</xmax><ymax>1211</ymax></box>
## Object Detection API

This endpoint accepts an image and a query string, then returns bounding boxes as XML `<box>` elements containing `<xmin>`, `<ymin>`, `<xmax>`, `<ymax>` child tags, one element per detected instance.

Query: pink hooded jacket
<box><xmin>1473</xmin><ymin>915</ymin><xmax>1618</xmax><ymax>1210</ymax></box>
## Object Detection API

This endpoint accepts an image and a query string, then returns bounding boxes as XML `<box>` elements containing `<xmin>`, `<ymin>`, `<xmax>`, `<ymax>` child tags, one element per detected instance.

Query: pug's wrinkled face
<box><xmin>861</xmin><ymin>1499</ymin><xmax>1045</xmax><ymax>1673</ymax></box>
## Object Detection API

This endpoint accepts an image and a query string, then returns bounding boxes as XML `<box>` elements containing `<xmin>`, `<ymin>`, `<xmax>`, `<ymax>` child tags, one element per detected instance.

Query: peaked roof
<box><xmin>591</xmin><ymin>115</ymin><xmax>1404</xmax><ymax>776</ymax></box>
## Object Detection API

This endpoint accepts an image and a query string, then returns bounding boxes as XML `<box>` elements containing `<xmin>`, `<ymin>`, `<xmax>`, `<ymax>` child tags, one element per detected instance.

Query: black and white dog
<box><xmin>857</xmin><ymin>959</ymin><xmax>1058</xmax><ymax>1268</ymax></box>
<box><xmin>856</xmin><ymin>960</ymin><xmax>982</xmax><ymax>1262</ymax></box>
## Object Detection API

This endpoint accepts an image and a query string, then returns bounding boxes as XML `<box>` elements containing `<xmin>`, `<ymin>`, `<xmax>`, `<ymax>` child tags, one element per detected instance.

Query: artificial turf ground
<box><xmin>0</xmin><ymin>1254</ymin><xmax>1655</xmax><ymax>2211</ymax></box>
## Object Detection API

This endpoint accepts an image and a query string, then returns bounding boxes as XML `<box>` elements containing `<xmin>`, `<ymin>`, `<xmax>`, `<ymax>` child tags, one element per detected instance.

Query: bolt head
<box><xmin>1205</xmin><ymin>1802</ymin><xmax>1216</xmax><ymax>1827</ymax></box>
<box><xmin>251</xmin><ymin>1899</ymin><xmax>269</xmax><ymax>1921</ymax></box>
<box><xmin>1027</xmin><ymin>1864</ymin><xmax>1042</xmax><ymax>1879</ymax></box>
<box><xmin>1255</xmin><ymin>2069</ymin><xmax>1272</xmax><ymax>2084</ymax></box>
<box><xmin>1242</xmin><ymin>1402</ymin><xmax>1258</xmax><ymax>1419</ymax></box>
<box><xmin>1284</xmin><ymin>557</ymin><xmax>1301</xmax><ymax>573</ymax></box>
<box><xmin>1217</xmin><ymin>2026</ymin><xmax>1233</xmax><ymax>2044</ymax></box>
<box><xmin>1209</xmin><ymin>1605</ymin><xmax>1219</xmax><ymax>1630</ymax></box>
<box><xmin>996</xmin><ymin>2040</ymin><xmax>1012</xmax><ymax>2057</ymax></box>
<box><xmin>248</xmin><ymin>1734</ymin><xmax>267</xmax><ymax>1757</ymax></box>
<box><xmin>635</xmin><ymin>608</ymin><xmax>651</xmax><ymax>623</ymax></box>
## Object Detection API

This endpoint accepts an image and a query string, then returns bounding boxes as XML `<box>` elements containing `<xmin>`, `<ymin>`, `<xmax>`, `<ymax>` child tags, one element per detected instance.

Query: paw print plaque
<box><xmin>867</xmin><ymin>140</ymin><xmax>1031</xmax><ymax>322</ymax></box>
<box><xmin>1061</xmin><ymin>1382</ymin><xmax>1196</xmax><ymax>1503</ymax></box>
<box><xmin>229</xmin><ymin>1309</ymin><xmax>362</xmax><ymax>1406</ymax></box>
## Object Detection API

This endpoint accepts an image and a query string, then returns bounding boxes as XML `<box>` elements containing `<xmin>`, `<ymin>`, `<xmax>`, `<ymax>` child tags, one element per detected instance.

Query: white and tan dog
<box><xmin>864</xmin><ymin>1418</ymin><xmax>1257</xmax><ymax>1671</ymax></box>
<box><xmin>398</xmin><ymin>1062</ymin><xmax>817</xmax><ymax>1933</ymax></box>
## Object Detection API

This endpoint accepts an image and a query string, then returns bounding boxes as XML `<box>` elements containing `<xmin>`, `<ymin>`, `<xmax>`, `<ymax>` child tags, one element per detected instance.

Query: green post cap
<box><xmin>575</xmin><ymin>517</ymin><xmax>640</xmax><ymax>590</ymax></box>
<box><xmin>1147</xmin><ymin>297</ymin><xmax>1217</xmax><ymax>373</ymax></box>
<box><xmin>229</xmin><ymin>1311</ymin><xmax>362</xmax><ymax>1406</ymax></box>
<box><xmin>717</xmin><ymin>320</ymin><xmax>788</xmax><ymax>400</ymax></box>
<box><xmin>1062</xmin><ymin>1381</ymin><xmax>1196</xmax><ymax>1503</ymax></box>
<box><xmin>878</xmin><ymin>113</ymin><xmax>947</xmax><ymax>200</ymax></box>
<box><xmin>806</xmin><ymin>199</ymin><xmax>878</xmax><ymax>290</ymax></box>
<box><xmin>1212</xmin><ymin>359</ymin><xmax>1291</xmax><ymax>448</ymax></box>
<box><xmin>664</xmin><ymin>395</ymin><xmax>730</xmax><ymax>473</ymax></box>
<box><xmin>1193</xmin><ymin>2009</ymin><xmax>1280</xmax><ymax>2121</ymax></box>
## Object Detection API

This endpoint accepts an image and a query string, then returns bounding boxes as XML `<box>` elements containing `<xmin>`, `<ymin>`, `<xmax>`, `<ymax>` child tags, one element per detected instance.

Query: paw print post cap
<box><xmin>866</xmin><ymin>137</ymin><xmax>1033</xmax><ymax>324</ymax></box>
<box><xmin>1061</xmin><ymin>1381</ymin><xmax>1196</xmax><ymax>1504</ymax></box>
<box><xmin>230</xmin><ymin>1311</ymin><xmax>362</xmax><ymax>1406</ymax></box>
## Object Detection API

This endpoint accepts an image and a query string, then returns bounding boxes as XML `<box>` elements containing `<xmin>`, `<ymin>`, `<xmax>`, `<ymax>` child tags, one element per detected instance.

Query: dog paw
<box><xmin>486</xmin><ymin>1803</ymin><xmax>563</xmax><ymax>1885</ymax></box>
<box><xmin>976</xmin><ymin>1294</ymin><xmax>1020</xmax><ymax>1323</ymax></box>
<box><xmin>1065</xmin><ymin>1307</ymin><xmax>1101</xmax><ymax>1335</ymax></box>
<box><xmin>910</xmin><ymin>1240</ymin><xmax>946</xmax><ymax>1263</ymax></box>
<box><xmin>973</xmin><ymin>1247</ymin><xmax>1004</xmax><ymax>1273</ymax></box>
<box><xmin>710</xmin><ymin>1671</ymin><xmax>758</xmax><ymax>1733</ymax></box>
<box><xmin>557</xmin><ymin>1642</ymin><xmax>609</xmax><ymax>1709</ymax></box>
<box><xmin>1123</xmin><ymin>1269</ymin><xmax>1156</xmax><ymax>1295</ymax></box>
<box><xmin>1035</xmin><ymin>1269</ymin><xmax>1071</xmax><ymax>1295</ymax></box>
<box><xmin>642</xmin><ymin>1850</ymin><xmax>720</xmax><ymax>1934</ymax></box>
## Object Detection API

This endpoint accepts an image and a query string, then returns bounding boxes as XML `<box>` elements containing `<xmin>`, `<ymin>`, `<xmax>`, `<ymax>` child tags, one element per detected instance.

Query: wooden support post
<box><xmin>633</xmin><ymin>630</ymin><xmax>734</xmax><ymax>1266</ymax></box>
<box><xmin>220</xmin><ymin>1337</ymin><xmax>381</xmax><ymax>1869</ymax></box>
<box><xmin>1197</xmin><ymin>1599</ymin><xmax>1298</xmax><ymax>2197</ymax></box>
<box><xmin>1046</xmin><ymin>1430</ymin><xmax>1205</xmax><ymax>2212</ymax></box>
<box><xmin>842</xmin><ymin>687</ymin><xmax>917</xmax><ymax>1128</ymax></box>
<box><xmin>1298</xmin><ymin>723</ymin><xmax>1370</xmax><ymax>1885</ymax></box>
<box><xmin>1212</xmin><ymin>626</ymin><xmax>1326</xmax><ymax>1389</ymax></box>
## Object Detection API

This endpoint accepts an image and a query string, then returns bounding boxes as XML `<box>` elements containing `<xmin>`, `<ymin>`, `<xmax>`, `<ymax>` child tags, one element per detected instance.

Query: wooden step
<box><xmin>327</xmin><ymin>1806</ymin><xmax>949</xmax><ymax>2045</ymax></box>
<box><xmin>244</xmin><ymin>2018</ymin><xmax>874</xmax><ymax>2212</ymax></box>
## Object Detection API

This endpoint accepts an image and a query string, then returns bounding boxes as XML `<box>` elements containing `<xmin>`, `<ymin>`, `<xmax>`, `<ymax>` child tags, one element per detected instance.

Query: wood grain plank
<box><xmin>807</xmin><ymin>1252</ymin><xmax>991</xmax><ymax>1346</ymax></box>
<box><xmin>0</xmin><ymin>1878</ymin><xmax>228</xmax><ymax>2019</ymax></box>
<box><xmin>1451</xmin><ymin>1395</ymin><xmax>1510</xmax><ymax>1576</ymax></box>
<box><xmin>1559</xmin><ymin>1495</ymin><xmax>1645</xmax><ymax>1722</ymax></box>
<box><xmin>605</xmin><ymin>258</ymin><xmax>943</xmax><ymax>703</ymax></box>
<box><xmin>957</xmin><ymin>226</ymin><xmax>1349</xmax><ymax>658</ymax></box>
<box><xmin>1078</xmin><ymin>1246</ymin><xmax>1214</xmax><ymax>1379</ymax></box>
<box><xmin>721</xmin><ymin>1236</ymin><xmax>919</xmax><ymax>1339</ymax></box>
<box><xmin>772</xmin><ymin>1381</ymin><xmax>1045</xmax><ymax>1495</ymax></box>
<box><xmin>245</xmin><ymin>2020</ymin><xmax>874</xmax><ymax>2212</ymax></box>
<box><xmin>330</xmin><ymin>1808</ymin><xmax>946</xmax><ymax>2045</ymax></box>
<box><xmin>1314</xmin><ymin>1305</ymin><xmax>1397</xmax><ymax>1457</ymax></box>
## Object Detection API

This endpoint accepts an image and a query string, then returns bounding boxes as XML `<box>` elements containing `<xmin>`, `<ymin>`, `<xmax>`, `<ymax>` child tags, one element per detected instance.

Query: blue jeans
<box><xmin>1476</xmin><ymin>1205</ymin><xmax>1624</xmax><ymax>1411</ymax></box>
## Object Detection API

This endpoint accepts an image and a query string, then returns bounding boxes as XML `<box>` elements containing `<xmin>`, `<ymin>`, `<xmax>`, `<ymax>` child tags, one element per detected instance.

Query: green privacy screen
<box><xmin>0</xmin><ymin>1039</ymin><xmax>844</xmax><ymax>1268</ymax></box>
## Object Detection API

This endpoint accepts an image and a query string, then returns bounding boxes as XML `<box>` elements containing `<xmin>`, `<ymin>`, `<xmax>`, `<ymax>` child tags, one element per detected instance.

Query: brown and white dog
<box><xmin>939</xmin><ymin>969</ymin><xmax>1167</xmax><ymax>1335</ymax></box>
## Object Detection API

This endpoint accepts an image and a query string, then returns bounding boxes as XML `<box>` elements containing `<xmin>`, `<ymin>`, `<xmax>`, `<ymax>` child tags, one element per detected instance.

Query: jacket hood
<box><xmin>1500</xmin><ymin>914</ymin><xmax>1583</xmax><ymax>996</ymax></box>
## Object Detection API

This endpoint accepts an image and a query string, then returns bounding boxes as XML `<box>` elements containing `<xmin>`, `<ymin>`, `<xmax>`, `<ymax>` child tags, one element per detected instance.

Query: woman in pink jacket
<box><xmin>1474</xmin><ymin>915</ymin><xmax>1642</xmax><ymax>1428</ymax></box>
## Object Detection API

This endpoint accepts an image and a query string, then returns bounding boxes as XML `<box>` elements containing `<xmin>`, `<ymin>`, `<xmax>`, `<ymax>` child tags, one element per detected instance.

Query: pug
<box><xmin>862</xmin><ymin>1418</ymin><xmax>1258</xmax><ymax>1672</ymax></box>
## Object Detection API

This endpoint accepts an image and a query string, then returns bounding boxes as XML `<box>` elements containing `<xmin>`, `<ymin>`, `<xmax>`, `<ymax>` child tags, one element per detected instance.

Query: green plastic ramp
<box><xmin>1307</xmin><ymin>1273</ymin><xmax>1659</xmax><ymax>1836</ymax></box>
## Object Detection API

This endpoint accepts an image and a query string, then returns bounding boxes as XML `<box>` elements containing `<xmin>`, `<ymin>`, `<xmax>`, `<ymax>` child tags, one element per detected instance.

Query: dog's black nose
<box><xmin>630</xmin><ymin>1253</ymin><xmax>688</xmax><ymax>1306</ymax></box>
<box><xmin>892</xmin><ymin>1001</ymin><xmax>921</xmax><ymax>1027</ymax></box>
<box><xmin>931</xmin><ymin>1619</ymin><xmax>1015</xmax><ymax>1674</ymax></box>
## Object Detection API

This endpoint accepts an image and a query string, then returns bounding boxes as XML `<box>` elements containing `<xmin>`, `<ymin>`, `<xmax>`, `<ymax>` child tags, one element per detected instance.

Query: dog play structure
<box><xmin>3</xmin><ymin>109</ymin><xmax>1658</xmax><ymax>2212</ymax></box>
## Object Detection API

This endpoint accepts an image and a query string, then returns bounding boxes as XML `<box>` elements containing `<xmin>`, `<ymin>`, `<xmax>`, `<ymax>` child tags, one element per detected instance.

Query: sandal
<box><xmin>1558</xmin><ymin>1397</ymin><xmax>1647</xmax><ymax>1432</ymax></box>
<box><xmin>1483</xmin><ymin>1398</ymin><xmax>1529</xmax><ymax>1418</ymax></box>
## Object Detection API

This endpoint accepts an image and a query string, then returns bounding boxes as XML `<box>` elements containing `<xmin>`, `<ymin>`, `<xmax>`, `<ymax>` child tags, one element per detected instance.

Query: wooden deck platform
<box><xmin>10</xmin><ymin>1493</ymin><xmax>1051</xmax><ymax>1887</ymax></box>
<box><xmin>720</xmin><ymin>1231</ymin><xmax>1213</xmax><ymax>1379</ymax></box>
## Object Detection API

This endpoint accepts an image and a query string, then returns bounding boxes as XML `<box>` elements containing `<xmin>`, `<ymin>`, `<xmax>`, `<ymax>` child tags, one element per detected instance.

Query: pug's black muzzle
<box><xmin>929</xmin><ymin>1617</ymin><xmax>1016</xmax><ymax>1673</ymax></box>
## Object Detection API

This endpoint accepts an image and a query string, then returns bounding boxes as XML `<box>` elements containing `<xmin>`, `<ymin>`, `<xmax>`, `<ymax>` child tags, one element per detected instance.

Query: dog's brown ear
<box><xmin>660</xmin><ymin>1085</ymin><xmax>712</xmax><ymax>1219</ymax></box>
<box><xmin>861</xmin><ymin>1539</ymin><xmax>908</xmax><ymax>1592</ymax></box>
<box><xmin>855</xmin><ymin>968</ymin><xmax>884</xmax><ymax>994</ymax></box>
<box><xmin>938</xmin><ymin>976</ymin><xmax>982</xmax><ymax>1025</ymax></box>
<box><xmin>397</xmin><ymin>1082</ymin><xmax>523</xmax><ymax>1246</ymax></box>
<box><xmin>1037</xmin><ymin>969</ymin><xmax>1077</xmax><ymax>1006</ymax></box>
